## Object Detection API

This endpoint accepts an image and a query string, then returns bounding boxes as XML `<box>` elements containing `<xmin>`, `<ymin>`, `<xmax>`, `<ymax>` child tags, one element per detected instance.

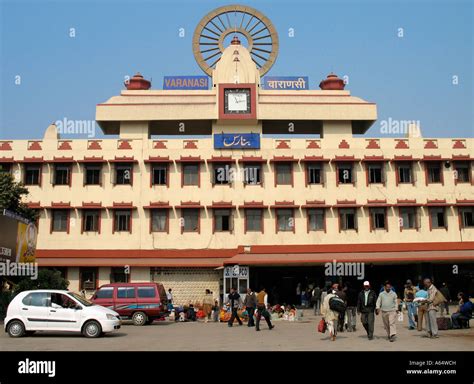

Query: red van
<box><xmin>91</xmin><ymin>283</ymin><xmax>169</xmax><ymax>326</ymax></box>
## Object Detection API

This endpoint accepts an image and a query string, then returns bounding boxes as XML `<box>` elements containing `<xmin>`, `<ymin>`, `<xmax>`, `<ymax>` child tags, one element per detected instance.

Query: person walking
<box><xmin>255</xmin><ymin>287</ymin><xmax>274</xmax><ymax>331</ymax></box>
<box><xmin>376</xmin><ymin>281</ymin><xmax>399</xmax><ymax>342</ymax></box>
<box><xmin>335</xmin><ymin>283</ymin><xmax>346</xmax><ymax>332</ymax></box>
<box><xmin>357</xmin><ymin>281</ymin><xmax>377</xmax><ymax>340</ymax></box>
<box><xmin>344</xmin><ymin>282</ymin><xmax>358</xmax><ymax>332</ymax></box>
<box><xmin>439</xmin><ymin>282</ymin><xmax>451</xmax><ymax>316</ymax></box>
<box><xmin>225</xmin><ymin>287</ymin><xmax>243</xmax><ymax>327</ymax></box>
<box><xmin>423</xmin><ymin>278</ymin><xmax>440</xmax><ymax>338</ymax></box>
<box><xmin>321</xmin><ymin>287</ymin><xmax>339</xmax><ymax>341</ymax></box>
<box><xmin>414</xmin><ymin>287</ymin><xmax>428</xmax><ymax>331</ymax></box>
<box><xmin>311</xmin><ymin>285</ymin><xmax>322</xmax><ymax>315</ymax></box>
<box><xmin>202</xmin><ymin>289</ymin><xmax>214</xmax><ymax>323</ymax></box>
<box><xmin>404</xmin><ymin>280</ymin><xmax>418</xmax><ymax>330</ymax></box>
<box><xmin>244</xmin><ymin>288</ymin><xmax>257</xmax><ymax>327</ymax></box>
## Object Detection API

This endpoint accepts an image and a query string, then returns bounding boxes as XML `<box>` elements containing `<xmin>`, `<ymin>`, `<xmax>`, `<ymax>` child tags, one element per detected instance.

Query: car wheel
<box><xmin>82</xmin><ymin>320</ymin><xmax>102</xmax><ymax>338</ymax></box>
<box><xmin>7</xmin><ymin>320</ymin><xmax>26</xmax><ymax>338</ymax></box>
<box><xmin>132</xmin><ymin>311</ymin><xmax>147</xmax><ymax>326</ymax></box>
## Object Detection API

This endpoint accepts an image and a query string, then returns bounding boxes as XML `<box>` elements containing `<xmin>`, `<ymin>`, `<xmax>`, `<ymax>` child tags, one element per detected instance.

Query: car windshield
<box><xmin>68</xmin><ymin>292</ymin><xmax>94</xmax><ymax>307</ymax></box>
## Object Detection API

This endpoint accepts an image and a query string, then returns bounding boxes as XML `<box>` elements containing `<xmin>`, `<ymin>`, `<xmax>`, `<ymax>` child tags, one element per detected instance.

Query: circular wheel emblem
<box><xmin>193</xmin><ymin>5</ymin><xmax>279</xmax><ymax>76</ymax></box>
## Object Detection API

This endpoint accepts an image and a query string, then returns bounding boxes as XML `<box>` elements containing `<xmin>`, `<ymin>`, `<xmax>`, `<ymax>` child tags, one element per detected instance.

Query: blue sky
<box><xmin>0</xmin><ymin>0</ymin><xmax>472</xmax><ymax>139</ymax></box>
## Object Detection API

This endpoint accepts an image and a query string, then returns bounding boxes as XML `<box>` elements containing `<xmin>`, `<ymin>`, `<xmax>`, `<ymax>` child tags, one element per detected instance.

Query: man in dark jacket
<box><xmin>243</xmin><ymin>288</ymin><xmax>257</xmax><ymax>327</ymax></box>
<box><xmin>344</xmin><ymin>282</ymin><xmax>359</xmax><ymax>332</ymax></box>
<box><xmin>226</xmin><ymin>288</ymin><xmax>243</xmax><ymax>327</ymax></box>
<box><xmin>357</xmin><ymin>280</ymin><xmax>377</xmax><ymax>340</ymax></box>
<box><xmin>335</xmin><ymin>284</ymin><xmax>347</xmax><ymax>332</ymax></box>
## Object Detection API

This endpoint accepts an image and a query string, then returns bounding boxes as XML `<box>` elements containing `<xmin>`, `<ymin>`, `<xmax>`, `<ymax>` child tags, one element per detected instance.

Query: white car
<box><xmin>4</xmin><ymin>289</ymin><xmax>121</xmax><ymax>338</ymax></box>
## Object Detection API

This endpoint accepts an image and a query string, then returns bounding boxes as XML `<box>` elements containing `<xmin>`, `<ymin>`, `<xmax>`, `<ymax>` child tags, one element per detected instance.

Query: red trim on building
<box><xmin>365</xmin><ymin>199</ymin><xmax>392</xmax><ymax>207</ymax></box>
<box><xmin>0</xmin><ymin>157</ymin><xmax>14</xmax><ymax>163</ymax></box>
<box><xmin>76</xmin><ymin>202</ymin><xmax>104</xmax><ymax>209</ymax></box>
<box><xmin>176</xmin><ymin>201</ymin><xmax>204</xmax><ymax>209</ymax></box>
<box><xmin>46</xmin><ymin>157</ymin><xmax>74</xmax><ymax>163</ymax></box>
<box><xmin>109</xmin><ymin>156</ymin><xmax>138</xmax><ymax>163</ymax></box>
<box><xmin>395</xmin><ymin>199</ymin><xmax>422</xmax><ymax>207</ymax></box>
<box><xmin>391</xmin><ymin>155</ymin><xmax>420</xmax><ymax>162</ymax></box>
<box><xmin>362</xmin><ymin>155</ymin><xmax>389</xmax><ymax>162</ymax></box>
<box><xmin>423</xmin><ymin>155</ymin><xmax>450</xmax><ymax>161</ymax></box>
<box><xmin>26</xmin><ymin>202</ymin><xmax>42</xmax><ymax>209</ymax></box>
<box><xmin>455</xmin><ymin>199</ymin><xmax>474</xmax><ymax>206</ymax></box>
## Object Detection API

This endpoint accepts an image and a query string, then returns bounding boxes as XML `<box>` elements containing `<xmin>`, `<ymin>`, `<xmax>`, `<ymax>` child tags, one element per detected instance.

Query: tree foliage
<box><xmin>0</xmin><ymin>172</ymin><xmax>38</xmax><ymax>222</ymax></box>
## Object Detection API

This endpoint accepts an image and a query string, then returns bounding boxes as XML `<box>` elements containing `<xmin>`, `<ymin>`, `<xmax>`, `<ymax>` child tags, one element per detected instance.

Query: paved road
<box><xmin>1</xmin><ymin>311</ymin><xmax>473</xmax><ymax>351</ymax></box>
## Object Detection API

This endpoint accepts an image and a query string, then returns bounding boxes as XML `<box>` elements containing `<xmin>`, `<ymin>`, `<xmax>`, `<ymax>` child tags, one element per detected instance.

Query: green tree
<box><xmin>0</xmin><ymin>172</ymin><xmax>38</xmax><ymax>222</ymax></box>
<box><xmin>14</xmin><ymin>269</ymin><xmax>70</xmax><ymax>293</ymax></box>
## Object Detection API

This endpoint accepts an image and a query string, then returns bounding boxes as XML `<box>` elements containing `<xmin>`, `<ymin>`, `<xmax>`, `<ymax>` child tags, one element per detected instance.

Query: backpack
<box><xmin>329</xmin><ymin>296</ymin><xmax>347</xmax><ymax>313</ymax></box>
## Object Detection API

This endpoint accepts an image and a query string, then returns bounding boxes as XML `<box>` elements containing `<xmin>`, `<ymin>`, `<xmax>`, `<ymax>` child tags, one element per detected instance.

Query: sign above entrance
<box><xmin>263</xmin><ymin>76</ymin><xmax>309</xmax><ymax>90</ymax></box>
<box><xmin>214</xmin><ymin>133</ymin><xmax>260</xmax><ymax>149</ymax></box>
<box><xmin>163</xmin><ymin>76</ymin><xmax>209</xmax><ymax>90</ymax></box>
<box><xmin>224</xmin><ymin>265</ymin><xmax>248</xmax><ymax>278</ymax></box>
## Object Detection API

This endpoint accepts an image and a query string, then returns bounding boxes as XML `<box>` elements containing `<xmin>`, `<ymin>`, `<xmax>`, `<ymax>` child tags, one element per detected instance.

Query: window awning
<box><xmin>107</xmin><ymin>202</ymin><xmax>137</xmax><ymax>209</ymax></box>
<box><xmin>143</xmin><ymin>202</ymin><xmax>172</xmax><ymax>209</ymax></box>
<box><xmin>300</xmin><ymin>156</ymin><xmax>330</xmax><ymax>163</ymax></box>
<box><xmin>332</xmin><ymin>155</ymin><xmax>361</xmax><ymax>162</ymax></box>
<box><xmin>365</xmin><ymin>199</ymin><xmax>392</xmax><ymax>207</ymax></box>
<box><xmin>207</xmin><ymin>156</ymin><xmax>234</xmax><ymax>163</ymax></box>
<box><xmin>238</xmin><ymin>201</ymin><xmax>268</xmax><ymax>209</ymax></box>
<box><xmin>45</xmin><ymin>157</ymin><xmax>75</xmax><ymax>163</ymax></box>
<box><xmin>270</xmin><ymin>201</ymin><xmax>299</xmax><ymax>209</ymax></box>
<box><xmin>424</xmin><ymin>199</ymin><xmax>453</xmax><ymax>207</ymax></box>
<box><xmin>77</xmin><ymin>156</ymin><xmax>107</xmax><ymax>163</ymax></box>
<box><xmin>395</xmin><ymin>199</ymin><xmax>423</xmax><ymax>207</ymax></box>
<box><xmin>238</xmin><ymin>156</ymin><xmax>266</xmax><ymax>163</ymax></box>
<box><xmin>175</xmin><ymin>156</ymin><xmax>204</xmax><ymax>163</ymax></box>
<box><xmin>270</xmin><ymin>156</ymin><xmax>298</xmax><ymax>163</ymax></box>
<box><xmin>207</xmin><ymin>201</ymin><xmax>236</xmax><ymax>209</ymax></box>
<box><xmin>109</xmin><ymin>156</ymin><xmax>138</xmax><ymax>163</ymax></box>
<box><xmin>302</xmin><ymin>200</ymin><xmax>330</xmax><ymax>208</ymax></box>
<box><xmin>362</xmin><ymin>155</ymin><xmax>389</xmax><ymax>162</ymax></box>
<box><xmin>176</xmin><ymin>201</ymin><xmax>204</xmax><ymax>209</ymax></box>
<box><xmin>391</xmin><ymin>155</ymin><xmax>421</xmax><ymax>162</ymax></box>
<box><xmin>17</xmin><ymin>157</ymin><xmax>44</xmax><ymax>163</ymax></box>
<box><xmin>455</xmin><ymin>199</ymin><xmax>474</xmax><ymax>207</ymax></box>
<box><xmin>144</xmin><ymin>156</ymin><xmax>172</xmax><ymax>164</ymax></box>
<box><xmin>333</xmin><ymin>200</ymin><xmax>362</xmax><ymax>208</ymax></box>
<box><xmin>0</xmin><ymin>157</ymin><xmax>15</xmax><ymax>163</ymax></box>
<box><xmin>75</xmin><ymin>202</ymin><xmax>105</xmax><ymax>210</ymax></box>
<box><xmin>44</xmin><ymin>202</ymin><xmax>72</xmax><ymax>209</ymax></box>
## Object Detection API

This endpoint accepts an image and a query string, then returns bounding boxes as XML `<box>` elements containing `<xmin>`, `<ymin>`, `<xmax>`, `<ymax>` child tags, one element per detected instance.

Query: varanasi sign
<box><xmin>163</xmin><ymin>76</ymin><xmax>209</xmax><ymax>90</ymax></box>
<box><xmin>214</xmin><ymin>133</ymin><xmax>260</xmax><ymax>149</ymax></box>
<box><xmin>263</xmin><ymin>76</ymin><xmax>309</xmax><ymax>90</ymax></box>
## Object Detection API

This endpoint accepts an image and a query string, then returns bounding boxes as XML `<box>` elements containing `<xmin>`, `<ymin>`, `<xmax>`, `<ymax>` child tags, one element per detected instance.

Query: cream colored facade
<box><xmin>1</xmin><ymin>39</ymin><xmax>473</xmax><ymax>304</ymax></box>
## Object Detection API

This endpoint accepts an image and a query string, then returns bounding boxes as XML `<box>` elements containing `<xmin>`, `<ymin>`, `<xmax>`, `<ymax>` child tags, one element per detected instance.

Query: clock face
<box><xmin>224</xmin><ymin>88</ymin><xmax>251</xmax><ymax>114</ymax></box>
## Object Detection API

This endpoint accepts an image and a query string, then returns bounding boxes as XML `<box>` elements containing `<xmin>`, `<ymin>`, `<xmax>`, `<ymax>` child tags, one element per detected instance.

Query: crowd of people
<box><xmin>164</xmin><ymin>279</ymin><xmax>472</xmax><ymax>340</ymax></box>
<box><xmin>315</xmin><ymin>278</ymin><xmax>473</xmax><ymax>341</ymax></box>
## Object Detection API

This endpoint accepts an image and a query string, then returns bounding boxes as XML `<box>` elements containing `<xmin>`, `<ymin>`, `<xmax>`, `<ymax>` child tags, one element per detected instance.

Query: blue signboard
<box><xmin>163</xmin><ymin>76</ymin><xmax>209</xmax><ymax>90</ymax></box>
<box><xmin>263</xmin><ymin>76</ymin><xmax>309</xmax><ymax>90</ymax></box>
<box><xmin>214</xmin><ymin>133</ymin><xmax>260</xmax><ymax>149</ymax></box>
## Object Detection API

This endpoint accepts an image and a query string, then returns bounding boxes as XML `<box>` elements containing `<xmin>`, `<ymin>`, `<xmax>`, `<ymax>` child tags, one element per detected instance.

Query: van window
<box><xmin>138</xmin><ymin>287</ymin><xmax>156</xmax><ymax>298</ymax></box>
<box><xmin>22</xmin><ymin>292</ymin><xmax>49</xmax><ymax>307</ymax></box>
<box><xmin>96</xmin><ymin>287</ymin><xmax>114</xmax><ymax>299</ymax></box>
<box><xmin>117</xmin><ymin>287</ymin><xmax>135</xmax><ymax>299</ymax></box>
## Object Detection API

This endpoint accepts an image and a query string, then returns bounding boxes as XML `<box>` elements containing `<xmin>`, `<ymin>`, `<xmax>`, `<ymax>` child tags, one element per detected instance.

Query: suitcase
<box><xmin>436</xmin><ymin>316</ymin><xmax>452</xmax><ymax>330</ymax></box>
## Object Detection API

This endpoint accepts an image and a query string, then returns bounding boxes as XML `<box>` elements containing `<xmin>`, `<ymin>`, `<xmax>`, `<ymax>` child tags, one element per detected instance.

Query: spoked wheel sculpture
<box><xmin>193</xmin><ymin>5</ymin><xmax>279</xmax><ymax>77</ymax></box>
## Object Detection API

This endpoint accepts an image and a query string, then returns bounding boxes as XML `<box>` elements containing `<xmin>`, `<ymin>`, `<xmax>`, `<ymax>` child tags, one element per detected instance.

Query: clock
<box><xmin>224</xmin><ymin>88</ymin><xmax>251</xmax><ymax>114</ymax></box>
<box><xmin>219</xmin><ymin>84</ymin><xmax>256</xmax><ymax>120</ymax></box>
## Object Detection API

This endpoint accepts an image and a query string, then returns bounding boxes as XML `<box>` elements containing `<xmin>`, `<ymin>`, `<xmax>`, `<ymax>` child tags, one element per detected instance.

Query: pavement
<box><xmin>1</xmin><ymin>310</ymin><xmax>473</xmax><ymax>351</ymax></box>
